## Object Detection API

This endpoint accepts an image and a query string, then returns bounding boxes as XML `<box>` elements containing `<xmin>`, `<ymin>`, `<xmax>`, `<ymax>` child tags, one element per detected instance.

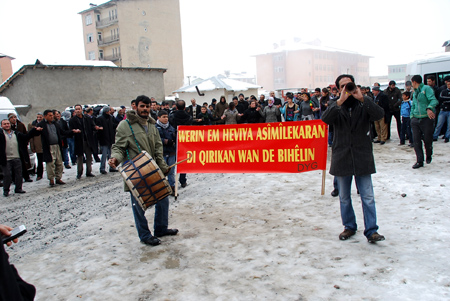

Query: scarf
<box><xmin>156</xmin><ymin>119</ymin><xmax>169</xmax><ymax>129</ymax></box>
<box><xmin>136</xmin><ymin>114</ymin><xmax>149</xmax><ymax>126</ymax></box>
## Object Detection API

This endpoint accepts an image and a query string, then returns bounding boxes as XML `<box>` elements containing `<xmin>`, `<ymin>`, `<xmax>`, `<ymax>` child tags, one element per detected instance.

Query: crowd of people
<box><xmin>1</xmin><ymin>74</ymin><xmax>448</xmax><ymax>198</ymax></box>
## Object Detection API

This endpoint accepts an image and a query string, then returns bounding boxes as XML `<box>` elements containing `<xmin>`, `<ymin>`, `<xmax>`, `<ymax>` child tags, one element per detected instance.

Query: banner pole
<box><xmin>175</xmin><ymin>172</ymin><xmax>180</xmax><ymax>200</ymax></box>
<box><xmin>321</xmin><ymin>170</ymin><xmax>325</xmax><ymax>195</ymax></box>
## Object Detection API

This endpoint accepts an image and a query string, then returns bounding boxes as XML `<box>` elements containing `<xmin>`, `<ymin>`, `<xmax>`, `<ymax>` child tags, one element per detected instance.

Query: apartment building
<box><xmin>255</xmin><ymin>40</ymin><xmax>371</xmax><ymax>91</ymax></box>
<box><xmin>79</xmin><ymin>0</ymin><xmax>184</xmax><ymax>96</ymax></box>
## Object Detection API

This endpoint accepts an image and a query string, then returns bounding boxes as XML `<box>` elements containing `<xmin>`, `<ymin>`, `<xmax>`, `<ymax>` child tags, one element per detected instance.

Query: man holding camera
<box><xmin>322</xmin><ymin>74</ymin><xmax>385</xmax><ymax>243</ymax></box>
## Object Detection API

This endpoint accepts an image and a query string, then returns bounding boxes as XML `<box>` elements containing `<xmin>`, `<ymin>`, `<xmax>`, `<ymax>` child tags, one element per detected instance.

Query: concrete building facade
<box><xmin>79</xmin><ymin>0</ymin><xmax>184</xmax><ymax>96</ymax></box>
<box><xmin>0</xmin><ymin>64</ymin><xmax>166</xmax><ymax>124</ymax></box>
<box><xmin>255</xmin><ymin>41</ymin><xmax>371</xmax><ymax>91</ymax></box>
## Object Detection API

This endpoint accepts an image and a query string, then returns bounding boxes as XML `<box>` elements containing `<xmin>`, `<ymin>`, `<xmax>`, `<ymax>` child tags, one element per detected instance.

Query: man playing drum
<box><xmin>109</xmin><ymin>95</ymin><xmax>178</xmax><ymax>246</ymax></box>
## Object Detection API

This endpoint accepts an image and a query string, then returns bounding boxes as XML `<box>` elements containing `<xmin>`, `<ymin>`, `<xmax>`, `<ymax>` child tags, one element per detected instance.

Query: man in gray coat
<box><xmin>321</xmin><ymin>74</ymin><xmax>385</xmax><ymax>243</ymax></box>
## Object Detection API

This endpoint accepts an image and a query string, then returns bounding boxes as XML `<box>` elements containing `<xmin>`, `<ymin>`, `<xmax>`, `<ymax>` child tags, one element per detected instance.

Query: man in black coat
<box><xmin>69</xmin><ymin>104</ymin><xmax>98</xmax><ymax>179</ymax></box>
<box><xmin>383</xmin><ymin>80</ymin><xmax>402</xmax><ymax>140</ymax></box>
<box><xmin>169</xmin><ymin>100</ymin><xmax>193</xmax><ymax>188</ymax></box>
<box><xmin>372</xmin><ymin>86</ymin><xmax>390</xmax><ymax>144</ymax></box>
<box><xmin>37</xmin><ymin>110</ymin><xmax>77</xmax><ymax>186</ymax></box>
<box><xmin>95</xmin><ymin>106</ymin><xmax>117</xmax><ymax>174</ymax></box>
<box><xmin>53</xmin><ymin>110</ymin><xmax>72</xmax><ymax>169</ymax></box>
<box><xmin>322</xmin><ymin>74</ymin><xmax>385</xmax><ymax>243</ymax></box>
<box><xmin>1</xmin><ymin>119</ymin><xmax>42</xmax><ymax>196</ymax></box>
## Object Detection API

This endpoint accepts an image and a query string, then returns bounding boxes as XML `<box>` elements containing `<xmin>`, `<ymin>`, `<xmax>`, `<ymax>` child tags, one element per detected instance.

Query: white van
<box><xmin>0</xmin><ymin>96</ymin><xmax>36</xmax><ymax>176</ymax></box>
<box><xmin>0</xmin><ymin>96</ymin><xmax>21</xmax><ymax>122</ymax></box>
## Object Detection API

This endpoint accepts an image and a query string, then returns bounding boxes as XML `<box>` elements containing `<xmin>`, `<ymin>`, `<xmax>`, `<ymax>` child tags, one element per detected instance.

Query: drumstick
<box><xmin>168</xmin><ymin>152</ymin><xmax>193</xmax><ymax>169</ymax></box>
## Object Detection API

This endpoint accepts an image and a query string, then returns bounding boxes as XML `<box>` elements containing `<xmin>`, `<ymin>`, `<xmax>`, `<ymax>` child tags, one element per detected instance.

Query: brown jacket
<box><xmin>28</xmin><ymin>121</ymin><xmax>43</xmax><ymax>153</ymax></box>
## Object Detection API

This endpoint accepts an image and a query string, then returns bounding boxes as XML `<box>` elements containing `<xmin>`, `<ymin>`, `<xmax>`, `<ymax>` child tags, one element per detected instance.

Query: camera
<box><xmin>345</xmin><ymin>82</ymin><xmax>356</xmax><ymax>93</ymax></box>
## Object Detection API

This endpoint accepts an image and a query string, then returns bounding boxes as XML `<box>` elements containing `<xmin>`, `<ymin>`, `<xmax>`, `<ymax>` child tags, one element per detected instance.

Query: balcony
<box><xmin>98</xmin><ymin>35</ymin><xmax>120</xmax><ymax>46</ymax></box>
<box><xmin>96</xmin><ymin>17</ymin><xmax>118</xmax><ymax>29</ymax></box>
<box><xmin>100</xmin><ymin>54</ymin><xmax>121</xmax><ymax>63</ymax></box>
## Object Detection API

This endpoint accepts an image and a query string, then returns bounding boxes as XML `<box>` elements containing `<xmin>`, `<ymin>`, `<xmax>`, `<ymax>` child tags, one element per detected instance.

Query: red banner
<box><xmin>176</xmin><ymin>120</ymin><xmax>328</xmax><ymax>173</ymax></box>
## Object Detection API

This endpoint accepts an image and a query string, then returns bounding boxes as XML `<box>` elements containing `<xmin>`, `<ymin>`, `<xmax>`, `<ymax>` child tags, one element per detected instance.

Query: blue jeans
<box><xmin>433</xmin><ymin>110</ymin><xmax>450</xmax><ymax>139</ymax></box>
<box><xmin>100</xmin><ymin>145</ymin><xmax>111</xmax><ymax>172</ymax></box>
<box><xmin>336</xmin><ymin>175</ymin><xmax>379</xmax><ymax>238</ymax></box>
<box><xmin>67</xmin><ymin>138</ymin><xmax>76</xmax><ymax>164</ymax></box>
<box><xmin>62</xmin><ymin>147</ymin><xmax>69</xmax><ymax>166</ymax></box>
<box><xmin>130</xmin><ymin>193</ymin><xmax>169</xmax><ymax>241</ymax></box>
<box><xmin>164</xmin><ymin>155</ymin><xmax>176</xmax><ymax>187</ymax></box>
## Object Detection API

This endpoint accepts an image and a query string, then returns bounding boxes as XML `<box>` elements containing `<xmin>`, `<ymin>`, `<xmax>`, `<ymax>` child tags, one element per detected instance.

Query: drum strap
<box><xmin>125</xmin><ymin>120</ymin><xmax>142</xmax><ymax>160</ymax></box>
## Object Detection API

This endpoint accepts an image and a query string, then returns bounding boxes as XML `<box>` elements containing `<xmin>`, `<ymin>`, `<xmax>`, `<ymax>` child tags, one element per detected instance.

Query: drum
<box><xmin>119</xmin><ymin>151</ymin><xmax>172</xmax><ymax>211</ymax></box>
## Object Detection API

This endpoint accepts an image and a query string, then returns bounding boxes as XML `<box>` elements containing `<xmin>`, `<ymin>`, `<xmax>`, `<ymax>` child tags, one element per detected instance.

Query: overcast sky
<box><xmin>1</xmin><ymin>0</ymin><xmax>449</xmax><ymax>81</ymax></box>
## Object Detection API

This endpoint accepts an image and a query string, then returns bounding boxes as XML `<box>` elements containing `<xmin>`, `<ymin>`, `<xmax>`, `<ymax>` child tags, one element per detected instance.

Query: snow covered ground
<box><xmin>1</xmin><ymin>132</ymin><xmax>450</xmax><ymax>300</ymax></box>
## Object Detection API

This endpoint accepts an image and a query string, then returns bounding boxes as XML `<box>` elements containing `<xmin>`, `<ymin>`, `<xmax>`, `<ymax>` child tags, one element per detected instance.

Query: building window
<box><xmin>85</xmin><ymin>14</ymin><xmax>92</xmax><ymax>25</ymax></box>
<box><xmin>96</xmin><ymin>14</ymin><xmax>100</xmax><ymax>22</ymax></box>
<box><xmin>99</xmin><ymin>50</ymin><xmax>104</xmax><ymax>59</ymax></box>
<box><xmin>88</xmin><ymin>51</ymin><xmax>95</xmax><ymax>60</ymax></box>
<box><xmin>87</xmin><ymin>33</ymin><xmax>93</xmax><ymax>43</ymax></box>
<box><xmin>97</xmin><ymin>32</ymin><xmax>102</xmax><ymax>41</ymax></box>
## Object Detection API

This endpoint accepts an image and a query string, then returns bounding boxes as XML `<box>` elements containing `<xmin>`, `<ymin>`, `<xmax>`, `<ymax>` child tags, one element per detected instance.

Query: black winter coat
<box><xmin>36</xmin><ymin>120</ymin><xmax>72</xmax><ymax>163</ymax></box>
<box><xmin>374</xmin><ymin>92</ymin><xmax>390</xmax><ymax>120</ymax></box>
<box><xmin>384</xmin><ymin>87</ymin><xmax>402</xmax><ymax>112</ymax></box>
<box><xmin>95</xmin><ymin>113</ymin><xmax>115</xmax><ymax>147</ymax></box>
<box><xmin>69</xmin><ymin>115</ymin><xmax>97</xmax><ymax>155</ymax></box>
<box><xmin>321</xmin><ymin>96</ymin><xmax>384</xmax><ymax>177</ymax></box>
<box><xmin>56</xmin><ymin>118</ymin><xmax>70</xmax><ymax>147</ymax></box>
<box><xmin>241</xmin><ymin>107</ymin><xmax>262</xmax><ymax>123</ymax></box>
<box><xmin>169</xmin><ymin>110</ymin><xmax>193</xmax><ymax>129</ymax></box>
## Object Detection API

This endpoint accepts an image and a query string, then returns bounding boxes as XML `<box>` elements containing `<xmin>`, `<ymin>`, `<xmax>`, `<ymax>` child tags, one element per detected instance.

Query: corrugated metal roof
<box><xmin>174</xmin><ymin>75</ymin><xmax>261</xmax><ymax>93</ymax></box>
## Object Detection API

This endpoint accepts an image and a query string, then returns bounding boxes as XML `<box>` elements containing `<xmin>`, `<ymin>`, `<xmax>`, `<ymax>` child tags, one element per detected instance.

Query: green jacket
<box><xmin>411</xmin><ymin>83</ymin><xmax>438</xmax><ymax>119</ymax></box>
<box><xmin>111</xmin><ymin>110</ymin><xmax>169</xmax><ymax>191</ymax></box>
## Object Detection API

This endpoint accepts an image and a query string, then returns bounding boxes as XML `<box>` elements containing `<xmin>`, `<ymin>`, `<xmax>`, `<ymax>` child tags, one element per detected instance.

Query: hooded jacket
<box><xmin>214</xmin><ymin>99</ymin><xmax>228</xmax><ymax>124</ymax></box>
<box><xmin>111</xmin><ymin>110</ymin><xmax>169</xmax><ymax>192</ymax></box>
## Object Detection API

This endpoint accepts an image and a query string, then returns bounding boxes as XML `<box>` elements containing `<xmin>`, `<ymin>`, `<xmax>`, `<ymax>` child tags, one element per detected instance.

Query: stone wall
<box><xmin>0</xmin><ymin>66</ymin><xmax>165</xmax><ymax>123</ymax></box>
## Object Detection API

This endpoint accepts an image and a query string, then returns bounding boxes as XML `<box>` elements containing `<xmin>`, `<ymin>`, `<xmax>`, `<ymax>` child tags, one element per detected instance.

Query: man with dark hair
<box><xmin>110</xmin><ymin>95</ymin><xmax>178</xmax><ymax>246</ymax></box>
<box><xmin>311</xmin><ymin>88</ymin><xmax>322</xmax><ymax>119</ymax></box>
<box><xmin>433</xmin><ymin>80</ymin><xmax>450</xmax><ymax>143</ymax></box>
<box><xmin>410</xmin><ymin>75</ymin><xmax>439</xmax><ymax>169</ymax></box>
<box><xmin>38</xmin><ymin>110</ymin><xmax>77</xmax><ymax>186</ymax></box>
<box><xmin>69</xmin><ymin>104</ymin><xmax>98</xmax><ymax>179</ymax></box>
<box><xmin>372</xmin><ymin>87</ymin><xmax>389</xmax><ymax>144</ymax></box>
<box><xmin>150</xmin><ymin>100</ymin><xmax>158</xmax><ymax>120</ymax></box>
<box><xmin>384</xmin><ymin>80</ymin><xmax>402</xmax><ymax>140</ymax></box>
<box><xmin>169</xmin><ymin>100</ymin><xmax>193</xmax><ymax>188</ymax></box>
<box><xmin>28</xmin><ymin>112</ymin><xmax>44</xmax><ymax>180</ymax></box>
<box><xmin>53</xmin><ymin>110</ymin><xmax>72</xmax><ymax>169</ymax></box>
<box><xmin>322</xmin><ymin>74</ymin><xmax>385</xmax><ymax>243</ymax></box>
<box><xmin>426</xmin><ymin>75</ymin><xmax>439</xmax><ymax>98</ymax></box>
<box><xmin>131</xmin><ymin>99</ymin><xmax>136</xmax><ymax>110</ymax></box>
